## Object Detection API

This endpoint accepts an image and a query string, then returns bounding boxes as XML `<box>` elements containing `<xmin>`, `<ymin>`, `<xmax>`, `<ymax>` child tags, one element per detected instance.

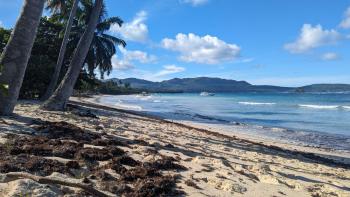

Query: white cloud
<box><xmin>180</xmin><ymin>0</ymin><xmax>209</xmax><ymax>6</ymax></box>
<box><xmin>339</xmin><ymin>7</ymin><xmax>350</xmax><ymax>29</ymax></box>
<box><xmin>112</xmin><ymin>47</ymin><xmax>157</xmax><ymax>71</ymax></box>
<box><xmin>119</xmin><ymin>47</ymin><xmax>157</xmax><ymax>63</ymax></box>
<box><xmin>111</xmin><ymin>55</ymin><xmax>134</xmax><ymax>70</ymax></box>
<box><xmin>0</xmin><ymin>21</ymin><xmax>3</xmax><ymax>27</ymax></box>
<box><xmin>153</xmin><ymin>65</ymin><xmax>186</xmax><ymax>77</ymax></box>
<box><xmin>284</xmin><ymin>24</ymin><xmax>341</xmax><ymax>53</ymax></box>
<box><xmin>111</xmin><ymin>65</ymin><xmax>186</xmax><ymax>81</ymax></box>
<box><xmin>240</xmin><ymin>58</ymin><xmax>254</xmax><ymax>63</ymax></box>
<box><xmin>321</xmin><ymin>52</ymin><xmax>339</xmax><ymax>61</ymax></box>
<box><xmin>162</xmin><ymin>33</ymin><xmax>241</xmax><ymax>64</ymax></box>
<box><xmin>111</xmin><ymin>11</ymin><xmax>148</xmax><ymax>43</ymax></box>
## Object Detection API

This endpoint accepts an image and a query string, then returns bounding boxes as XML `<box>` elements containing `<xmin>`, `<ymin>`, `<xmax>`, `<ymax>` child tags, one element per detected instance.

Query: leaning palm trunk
<box><xmin>0</xmin><ymin>0</ymin><xmax>45</xmax><ymax>115</ymax></box>
<box><xmin>41</xmin><ymin>0</ymin><xmax>103</xmax><ymax>111</ymax></box>
<box><xmin>41</xmin><ymin>0</ymin><xmax>80</xmax><ymax>101</ymax></box>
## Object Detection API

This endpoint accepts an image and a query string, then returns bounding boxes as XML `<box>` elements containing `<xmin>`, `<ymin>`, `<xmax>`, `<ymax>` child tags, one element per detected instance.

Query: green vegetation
<box><xmin>98</xmin><ymin>80</ymin><xmax>139</xmax><ymax>95</ymax></box>
<box><xmin>0</xmin><ymin>0</ymin><xmax>132</xmax><ymax>111</ymax></box>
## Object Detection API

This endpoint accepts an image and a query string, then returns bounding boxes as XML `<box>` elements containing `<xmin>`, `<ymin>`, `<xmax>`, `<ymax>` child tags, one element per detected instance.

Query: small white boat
<box><xmin>140</xmin><ymin>91</ymin><xmax>151</xmax><ymax>96</ymax></box>
<box><xmin>200</xmin><ymin>92</ymin><xmax>215</xmax><ymax>96</ymax></box>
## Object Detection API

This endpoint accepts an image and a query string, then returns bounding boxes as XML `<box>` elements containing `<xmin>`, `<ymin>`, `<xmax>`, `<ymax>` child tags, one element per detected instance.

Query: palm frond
<box><xmin>101</xmin><ymin>33</ymin><xmax>126</xmax><ymax>47</ymax></box>
<box><xmin>96</xmin><ymin>17</ymin><xmax>123</xmax><ymax>32</ymax></box>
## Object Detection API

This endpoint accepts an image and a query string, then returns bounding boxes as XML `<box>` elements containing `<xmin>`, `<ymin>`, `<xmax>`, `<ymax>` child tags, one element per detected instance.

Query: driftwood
<box><xmin>0</xmin><ymin>118</ymin><xmax>8</xmax><ymax>124</ymax></box>
<box><xmin>2</xmin><ymin>172</ymin><xmax>112</xmax><ymax>197</ymax></box>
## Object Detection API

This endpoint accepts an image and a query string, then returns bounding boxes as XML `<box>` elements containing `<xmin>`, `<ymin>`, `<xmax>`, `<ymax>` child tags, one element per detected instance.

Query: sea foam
<box><xmin>238</xmin><ymin>102</ymin><xmax>276</xmax><ymax>106</ymax></box>
<box><xmin>114</xmin><ymin>103</ymin><xmax>143</xmax><ymax>111</ymax></box>
<box><xmin>342</xmin><ymin>106</ymin><xmax>350</xmax><ymax>110</ymax></box>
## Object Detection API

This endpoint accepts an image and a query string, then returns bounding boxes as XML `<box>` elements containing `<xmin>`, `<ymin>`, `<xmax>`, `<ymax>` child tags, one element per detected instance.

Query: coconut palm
<box><xmin>41</xmin><ymin>0</ymin><xmax>104</xmax><ymax>110</ymax></box>
<box><xmin>72</xmin><ymin>0</ymin><xmax>126</xmax><ymax>78</ymax></box>
<box><xmin>0</xmin><ymin>0</ymin><xmax>46</xmax><ymax>115</ymax></box>
<box><xmin>85</xmin><ymin>17</ymin><xmax>126</xmax><ymax>78</ymax></box>
<box><xmin>47</xmin><ymin>0</ymin><xmax>67</xmax><ymax>14</ymax></box>
<box><xmin>42</xmin><ymin>0</ymin><xmax>80</xmax><ymax>100</ymax></box>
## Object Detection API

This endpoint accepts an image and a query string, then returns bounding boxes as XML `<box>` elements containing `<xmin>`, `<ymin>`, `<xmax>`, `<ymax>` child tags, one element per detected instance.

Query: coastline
<box><xmin>0</xmin><ymin>97</ymin><xmax>349</xmax><ymax>196</ymax></box>
<box><xmin>76</xmin><ymin>95</ymin><xmax>350</xmax><ymax>159</ymax></box>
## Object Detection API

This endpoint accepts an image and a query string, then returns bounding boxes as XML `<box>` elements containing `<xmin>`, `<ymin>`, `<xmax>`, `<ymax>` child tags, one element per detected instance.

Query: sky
<box><xmin>0</xmin><ymin>0</ymin><xmax>350</xmax><ymax>86</ymax></box>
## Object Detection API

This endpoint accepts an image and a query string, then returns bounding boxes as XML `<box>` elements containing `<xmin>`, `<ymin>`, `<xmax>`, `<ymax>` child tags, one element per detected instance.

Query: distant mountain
<box><xmin>108</xmin><ymin>77</ymin><xmax>350</xmax><ymax>93</ymax></box>
<box><xmin>295</xmin><ymin>84</ymin><xmax>350</xmax><ymax>93</ymax></box>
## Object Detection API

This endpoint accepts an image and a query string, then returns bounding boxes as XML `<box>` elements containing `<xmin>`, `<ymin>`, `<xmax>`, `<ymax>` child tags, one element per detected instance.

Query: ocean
<box><xmin>96</xmin><ymin>92</ymin><xmax>350</xmax><ymax>151</ymax></box>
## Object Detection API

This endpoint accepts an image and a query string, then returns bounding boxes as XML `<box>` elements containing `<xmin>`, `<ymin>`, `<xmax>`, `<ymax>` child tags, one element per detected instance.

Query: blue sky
<box><xmin>1</xmin><ymin>0</ymin><xmax>350</xmax><ymax>86</ymax></box>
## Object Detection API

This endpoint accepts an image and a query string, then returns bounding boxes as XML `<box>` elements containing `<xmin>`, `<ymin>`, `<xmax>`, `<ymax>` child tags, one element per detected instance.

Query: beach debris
<box><xmin>74</xmin><ymin>110</ymin><xmax>99</xmax><ymax>119</ymax></box>
<box><xmin>185</xmin><ymin>179</ymin><xmax>201</xmax><ymax>189</ymax></box>
<box><xmin>0</xmin><ymin>155</ymin><xmax>69</xmax><ymax>176</ymax></box>
<box><xmin>0</xmin><ymin>120</ymin><xmax>186</xmax><ymax>196</ymax></box>
<box><xmin>131</xmin><ymin>175</ymin><xmax>183</xmax><ymax>197</ymax></box>
<box><xmin>76</xmin><ymin>147</ymin><xmax>124</xmax><ymax>161</ymax></box>
<box><xmin>103</xmin><ymin>182</ymin><xmax>132</xmax><ymax>195</ymax></box>
<box><xmin>91</xmin><ymin>138</ymin><xmax>128</xmax><ymax>147</ymax></box>
<box><xmin>34</xmin><ymin>121</ymin><xmax>100</xmax><ymax>142</ymax></box>
<box><xmin>144</xmin><ymin>155</ymin><xmax>187</xmax><ymax>171</ymax></box>
<box><xmin>112</xmin><ymin>155</ymin><xmax>140</xmax><ymax>167</ymax></box>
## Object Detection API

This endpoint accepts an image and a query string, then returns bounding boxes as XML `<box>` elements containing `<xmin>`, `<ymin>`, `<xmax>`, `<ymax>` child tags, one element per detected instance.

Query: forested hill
<box><xmin>107</xmin><ymin>77</ymin><xmax>350</xmax><ymax>93</ymax></box>
<box><xmin>295</xmin><ymin>84</ymin><xmax>350</xmax><ymax>93</ymax></box>
<box><xmin>108</xmin><ymin>77</ymin><xmax>291</xmax><ymax>93</ymax></box>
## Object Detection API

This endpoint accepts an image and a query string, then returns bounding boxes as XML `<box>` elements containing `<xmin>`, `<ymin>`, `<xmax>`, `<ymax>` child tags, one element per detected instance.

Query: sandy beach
<box><xmin>0</xmin><ymin>98</ymin><xmax>349</xmax><ymax>196</ymax></box>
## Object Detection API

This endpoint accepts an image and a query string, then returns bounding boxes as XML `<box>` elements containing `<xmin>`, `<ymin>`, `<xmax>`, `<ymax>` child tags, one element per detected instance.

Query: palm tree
<box><xmin>46</xmin><ymin>0</ymin><xmax>67</xmax><ymax>14</ymax></box>
<box><xmin>42</xmin><ymin>0</ymin><xmax>80</xmax><ymax>100</ymax></box>
<box><xmin>71</xmin><ymin>0</ymin><xmax>126</xmax><ymax>78</ymax></box>
<box><xmin>41</xmin><ymin>0</ymin><xmax>104</xmax><ymax>110</ymax></box>
<box><xmin>86</xmin><ymin>17</ymin><xmax>126</xmax><ymax>78</ymax></box>
<box><xmin>0</xmin><ymin>0</ymin><xmax>45</xmax><ymax>115</ymax></box>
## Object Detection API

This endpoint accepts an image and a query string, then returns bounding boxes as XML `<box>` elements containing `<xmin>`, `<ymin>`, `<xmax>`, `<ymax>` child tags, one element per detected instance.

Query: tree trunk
<box><xmin>41</xmin><ymin>0</ymin><xmax>80</xmax><ymax>101</ymax></box>
<box><xmin>0</xmin><ymin>0</ymin><xmax>45</xmax><ymax>115</ymax></box>
<box><xmin>41</xmin><ymin>0</ymin><xmax>103</xmax><ymax>111</ymax></box>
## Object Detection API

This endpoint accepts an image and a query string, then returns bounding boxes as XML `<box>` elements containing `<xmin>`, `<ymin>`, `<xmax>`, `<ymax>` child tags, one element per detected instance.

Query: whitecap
<box><xmin>114</xmin><ymin>103</ymin><xmax>143</xmax><ymax>111</ymax></box>
<box><xmin>298</xmin><ymin>104</ymin><xmax>339</xmax><ymax>109</ymax></box>
<box><xmin>342</xmin><ymin>106</ymin><xmax>350</xmax><ymax>110</ymax></box>
<box><xmin>139</xmin><ymin>96</ymin><xmax>152</xmax><ymax>101</ymax></box>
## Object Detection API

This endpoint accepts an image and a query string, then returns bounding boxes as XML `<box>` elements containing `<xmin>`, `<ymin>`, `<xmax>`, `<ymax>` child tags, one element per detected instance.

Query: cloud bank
<box><xmin>111</xmin><ymin>11</ymin><xmax>148</xmax><ymax>43</ymax></box>
<box><xmin>162</xmin><ymin>33</ymin><xmax>241</xmax><ymax>64</ymax></box>
<box><xmin>284</xmin><ymin>24</ymin><xmax>341</xmax><ymax>53</ymax></box>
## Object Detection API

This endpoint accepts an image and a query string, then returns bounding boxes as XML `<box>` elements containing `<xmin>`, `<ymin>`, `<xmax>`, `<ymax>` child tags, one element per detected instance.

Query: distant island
<box><xmin>105</xmin><ymin>77</ymin><xmax>350</xmax><ymax>93</ymax></box>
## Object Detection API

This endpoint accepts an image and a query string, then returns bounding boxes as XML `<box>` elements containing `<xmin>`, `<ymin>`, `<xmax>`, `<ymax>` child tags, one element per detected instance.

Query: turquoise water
<box><xmin>98</xmin><ymin>93</ymin><xmax>350</xmax><ymax>150</ymax></box>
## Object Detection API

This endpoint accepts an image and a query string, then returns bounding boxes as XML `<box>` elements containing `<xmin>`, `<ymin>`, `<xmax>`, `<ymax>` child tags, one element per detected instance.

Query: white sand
<box><xmin>0</xmin><ymin>99</ymin><xmax>349</xmax><ymax>197</ymax></box>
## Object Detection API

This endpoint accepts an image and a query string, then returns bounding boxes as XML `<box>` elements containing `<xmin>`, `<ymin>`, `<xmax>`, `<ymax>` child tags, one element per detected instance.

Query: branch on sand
<box><xmin>1</xmin><ymin>172</ymin><xmax>112</xmax><ymax>197</ymax></box>
<box><xmin>0</xmin><ymin>118</ymin><xmax>8</xmax><ymax>124</ymax></box>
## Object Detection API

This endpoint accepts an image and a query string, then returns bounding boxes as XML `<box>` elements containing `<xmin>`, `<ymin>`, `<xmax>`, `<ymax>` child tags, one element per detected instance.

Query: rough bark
<box><xmin>41</xmin><ymin>0</ymin><xmax>80</xmax><ymax>101</ymax></box>
<box><xmin>41</xmin><ymin>0</ymin><xmax>103</xmax><ymax>111</ymax></box>
<box><xmin>0</xmin><ymin>0</ymin><xmax>45</xmax><ymax>115</ymax></box>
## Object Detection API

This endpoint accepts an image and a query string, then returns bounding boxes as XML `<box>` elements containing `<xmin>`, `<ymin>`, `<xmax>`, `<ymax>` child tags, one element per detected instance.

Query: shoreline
<box><xmin>85</xmin><ymin>94</ymin><xmax>350</xmax><ymax>152</ymax></box>
<box><xmin>73</xmin><ymin>95</ymin><xmax>350</xmax><ymax>160</ymax></box>
<box><xmin>0</xmin><ymin>98</ymin><xmax>349</xmax><ymax>196</ymax></box>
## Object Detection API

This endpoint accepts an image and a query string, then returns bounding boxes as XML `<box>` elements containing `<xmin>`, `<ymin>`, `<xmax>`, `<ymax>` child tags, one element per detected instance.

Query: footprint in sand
<box><xmin>208</xmin><ymin>178</ymin><xmax>247</xmax><ymax>194</ymax></box>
